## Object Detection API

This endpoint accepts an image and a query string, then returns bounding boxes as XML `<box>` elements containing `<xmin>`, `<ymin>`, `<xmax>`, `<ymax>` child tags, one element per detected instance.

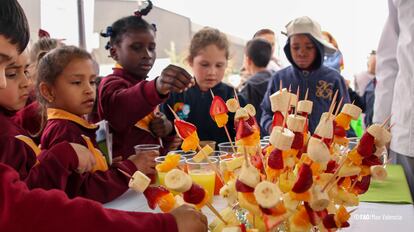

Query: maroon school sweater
<box><xmin>0</xmin><ymin>162</ymin><xmax>178</xmax><ymax>232</ymax></box>
<box><xmin>41</xmin><ymin>108</ymin><xmax>137</xmax><ymax>203</ymax></box>
<box><xmin>98</xmin><ymin>68</ymin><xmax>172</xmax><ymax>159</ymax></box>
<box><xmin>12</xmin><ymin>100</ymin><xmax>42</xmax><ymax>139</ymax></box>
<box><xmin>0</xmin><ymin>106</ymin><xmax>79</xmax><ymax>190</ymax></box>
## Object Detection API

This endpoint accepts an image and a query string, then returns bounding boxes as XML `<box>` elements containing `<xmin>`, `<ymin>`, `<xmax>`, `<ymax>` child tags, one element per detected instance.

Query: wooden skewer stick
<box><xmin>326</xmin><ymin>176</ymin><xmax>341</xmax><ymax>192</ymax></box>
<box><xmin>257</xmin><ymin>145</ymin><xmax>267</xmax><ymax>174</ymax></box>
<box><xmin>349</xmin><ymin>208</ymin><xmax>358</xmax><ymax>214</ymax></box>
<box><xmin>304</xmin><ymin>88</ymin><xmax>309</xmax><ymax>101</ymax></box>
<box><xmin>326</xmin><ymin>90</ymin><xmax>339</xmax><ymax>122</ymax></box>
<box><xmin>380</xmin><ymin>114</ymin><xmax>392</xmax><ymax>128</ymax></box>
<box><xmin>243</xmin><ymin>146</ymin><xmax>250</xmax><ymax>167</ymax></box>
<box><xmin>210</xmin><ymin>89</ymin><xmax>237</xmax><ymax>154</ymax></box>
<box><xmin>334</xmin><ymin>97</ymin><xmax>344</xmax><ymax>116</ymax></box>
<box><xmin>167</xmin><ymin>104</ymin><xmax>180</xmax><ymax>120</ymax></box>
<box><xmin>279</xmin><ymin>79</ymin><xmax>283</xmax><ymax>92</ymax></box>
<box><xmin>206</xmin><ymin>202</ymin><xmax>228</xmax><ymax>225</ymax></box>
<box><xmin>387</xmin><ymin>123</ymin><xmax>396</xmax><ymax>130</ymax></box>
<box><xmin>118</xmin><ymin>168</ymin><xmax>133</xmax><ymax>179</ymax></box>
<box><xmin>233</xmin><ymin>88</ymin><xmax>240</xmax><ymax>105</ymax></box>
<box><xmin>322</xmin><ymin>155</ymin><xmax>348</xmax><ymax>192</ymax></box>
<box><xmin>281</xmin><ymin>94</ymin><xmax>292</xmax><ymax>130</ymax></box>
<box><xmin>294</xmin><ymin>86</ymin><xmax>300</xmax><ymax>117</ymax></box>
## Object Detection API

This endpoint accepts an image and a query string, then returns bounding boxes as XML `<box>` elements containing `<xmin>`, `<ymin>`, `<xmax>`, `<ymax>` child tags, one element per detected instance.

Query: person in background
<box><xmin>240</xmin><ymin>38</ymin><xmax>272</xmax><ymax>125</ymax></box>
<box><xmin>253</xmin><ymin>28</ymin><xmax>283</xmax><ymax>73</ymax></box>
<box><xmin>373</xmin><ymin>0</ymin><xmax>414</xmax><ymax>198</ymax></box>
<box><xmin>261</xmin><ymin>16</ymin><xmax>350</xmax><ymax>135</ymax></box>
<box><xmin>322</xmin><ymin>31</ymin><xmax>344</xmax><ymax>73</ymax></box>
<box><xmin>0</xmin><ymin>1</ymin><xmax>207</xmax><ymax>231</ymax></box>
<box><xmin>162</xmin><ymin>27</ymin><xmax>245</xmax><ymax>144</ymax></box>
<box><xmin>98</xmin><ymin>2</ymin><xmax>193</xmax><ymax>159</ymax></box>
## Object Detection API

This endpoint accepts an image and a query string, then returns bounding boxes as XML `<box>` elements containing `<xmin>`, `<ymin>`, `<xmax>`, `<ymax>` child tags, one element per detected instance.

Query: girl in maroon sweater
<box><xmin>98</xmin><ymin>4</ymin><xmax>194</xmax><ymax>159</ymax></box>
<box><xmin>36</xmin><ymin>46</ymin><xmax>155</xmax><ymax>203</ymax></box>
<box><xmin>0</xmin><ymin>49</ymin><xmax>96</xmax><ymax>190</ymax></box>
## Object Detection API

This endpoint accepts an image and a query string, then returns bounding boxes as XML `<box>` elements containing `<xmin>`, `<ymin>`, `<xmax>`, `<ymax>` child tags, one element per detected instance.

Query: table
<box><xmin>104</xmin><ymin>189</ymin><xmax>414</xmax><ymax>231</ymax></box>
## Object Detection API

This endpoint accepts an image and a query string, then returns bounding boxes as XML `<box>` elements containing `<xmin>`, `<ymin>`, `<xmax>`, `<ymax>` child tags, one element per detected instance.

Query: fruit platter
<box><xmin>121</xmin><ymin>87</ymin><xmax>392</xmax><ymax>232</ymax></box>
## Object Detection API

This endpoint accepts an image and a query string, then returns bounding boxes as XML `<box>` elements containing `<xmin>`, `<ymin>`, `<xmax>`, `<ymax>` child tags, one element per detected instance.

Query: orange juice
<box><xmin>189</xmin><ymin>170</ymin><xmax>216</xmax><ymax>201</ymax></box>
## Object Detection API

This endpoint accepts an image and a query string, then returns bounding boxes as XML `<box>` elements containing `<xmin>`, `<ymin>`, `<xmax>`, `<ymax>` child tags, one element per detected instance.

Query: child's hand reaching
<box><xmin>128</xmin><ymin>150</ymin><xmax>158</xmax><ymax>176</ymax></box>
<box><xmin>170</xmin><ymin>205</ymin><xmax>208</xmax><ymax>232</ymax></box>
<box><xmin>149</xmin><ymin>112</ymin><xmax>173</xmax><ymax>138</ymax></box>
<box><xmin>156</xmin><ymin>64</ymin><xmax>195</xmax><ymax>95</ymax></box>
<box><xmin>69</xmin><ymin>143</ymin><xmax>97</xmax><ymax>173</ymax></box>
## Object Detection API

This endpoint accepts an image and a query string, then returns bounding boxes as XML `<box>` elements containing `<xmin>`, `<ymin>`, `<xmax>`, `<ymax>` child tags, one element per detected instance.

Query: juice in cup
<box><xmin>167</xmin><ymin>150</ymin><xmax>196</xmax><ymax>173</ymax></box>
<box><xmin>155</xmin><ymin>156</ymin><xmax>186</xmax><ymax>191</ymax></box>
<box><xmin>134</xmin><ymin>144</ymin><xmax>160</xmax><ymax>184</ymax></box>
<box><xmin>186</xmin><ymin>157</ymin><xmax>218</xmax><ymax>202</ymax></box>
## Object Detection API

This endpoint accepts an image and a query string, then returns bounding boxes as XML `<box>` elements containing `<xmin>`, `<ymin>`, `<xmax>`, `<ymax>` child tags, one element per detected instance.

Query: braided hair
<box><xmin>100</xmin><ymin>0</ymin><xmax>156</xmax><ymax>50</ymax></box>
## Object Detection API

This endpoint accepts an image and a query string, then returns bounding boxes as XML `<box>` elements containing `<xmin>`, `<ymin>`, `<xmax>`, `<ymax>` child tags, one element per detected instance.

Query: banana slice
<box><xmin>226</xmin><ymin>98</ymin><xmax>240</xmax><ymax>113</ymax></box>
<box><xmin>307</xmin><ymin>137</ymin><xmax>331</xmax><ymax>164</ymax></box>
<box><xmin>269</xmin><ymin>127</ymin><xmax>295</xmax><ymax>150</ymax></box>
<box><xmin>297</xmin><ymin>100</ymin><xmax>313</xmax><ymax>114</ymax></box>
<box><xmin>220</xmin><ymin>180</ymin><xmax>238</xmax><ymax>207</ymax></box>
<box><xmin>367</xmin><ymin>124</ymin><xmax>392</xmax><ymax>147</ymax></box>
<box><xmin>128</xmin><ymin>171</ymin><xmax>151</xmax><ymax>193</ymax></box>
<box><xmin>314</xmin><ymin>112</ymin><xmax>334</xmax><ymax>139</ymax></box>
<box><xmin>310</xmin><ymin>185</ymin><xmax>330</xmax><ymax>211</ymax></box>
<box><xmin>370</xmin><ymin>165</ymin><xmax>387</xmax><ymax>181</ymax></box>
<box><xmin>270</xmin><ymin>88</ymin><xmax>290</xmax><ymax>113</ymax></box>
<box><xmin>254</xmin><ymin>181</ymin><xmax>282</xmax><ymax>208</ymax></box>
<box><xmin>164</xmin><ymin>169</ymin><xmax>193</xmax><ymax>192</ymax></box>
<box><xmin>283</xmin><ymin>192</ymin><xmax>300</xmax><ymax>212</ymax></box>
<box><xmin>341</xmin><ymin>103</ymin><xmax>362</xmax><ymax>120</ymax></box>
<box><xmin>289</xmin><ymin>92</ymin><xmax>298</xmax><ymax>107</ymax></box>
<box><xmin>193</xmin><ymin>144</ymin><xmax>214</xmax><ymax>163</ymax></box>
<box><xmin>286</xmin><ymin>115</ymin><xmax>306</xmax><ymax>132</ymax></box>
<box><xmin>338</xmin><ymin>164</ymin><xmax>361</xmax><ymax>177</ymax></box>
<box><xmin>238</xmin><ymin>162</ymin><xmax>260</xmax><ymax>188</ymax></box>
<box><xmin>244</xmin><ymin>104</ymin><xmax>256</xmax><ymax>117</ymax></box>
<box><xmin>235</xmin><ymin>108</ymin><xmax>249</xmax><ymax>120</ymax></box>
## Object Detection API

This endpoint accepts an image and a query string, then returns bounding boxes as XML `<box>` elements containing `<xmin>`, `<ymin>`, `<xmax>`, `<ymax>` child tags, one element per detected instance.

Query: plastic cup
<box><xmin>186</xmin><ymin>157</ymin><xmax>218</xmax><ymax>201</ymax></box>
<box><xmin>134</xmin><ymin>144</ymin><xmax>161</xmax><ymax>184</ymax></box>
<box><xmin>200</xmin><ymin>140</ymin><xmax>217</xmax><ymax>150</ymax></box>
<box><xmin>218</xmin><ymin>142</ymin><xmax>239</xmax><ymax>154</ymax></box>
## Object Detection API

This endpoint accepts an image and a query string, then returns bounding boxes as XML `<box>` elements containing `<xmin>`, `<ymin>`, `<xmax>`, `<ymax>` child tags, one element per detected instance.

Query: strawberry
<box><xmin>357</xmin><ymin>132</ymin><xmax>375</xmax><ymax>157</ymax></box>
<box><xmin>322</xmin><ymin>214</ymin><xmax>350</xmax><ymax>229</ymax></box>
<box><xmin>235</xmin><ymin>179</ymin><xmax>255</xmax><ymax>192</ymax></box>
<box><xmin>268</xmin><ymin>148</ymin><xmax>284</xmax><ymax>169</ymax></box>
<box><xmin>183</xmin><ymin>184</ymin><xmax>206</xmax><ymax>204</ymax></box>
<box><xmin>333</xmin><ymin>121</ymin><xmax>346</xmax><ymax>137</ymax></box>
<box><xmin>291</xmin><ymin>132</ymin><xmax>304</xmax><ymax>149</ymax></box>
<box><xmin>353</xmin><ymin>175</ymin><xmax>371</xmax><ymax>194</ymax></box>
<box><xmin>292</xmin><ymin>164</ymin><xmax>313</xmax><ymax>193</ymax></box>
<box><xmin>326</xmin><ymin>160</ymin><xmax>337</xmax><ymax>173</ymax></box>
<box><xmin>174</xmin><ymin>119</ymin><xmax>197</xmax><ymax>139</ymax></box>
<box><xmin>250</xmin><ymin>153</ymin><xmax>263</xmax><ymax>170</ymax></box>
<box><xmin>272</xmin><ymin>111</ymin><xmax>284</xmax><ymax>128</ymax></box>
<box><xmin>143</xmin><ymin>186</ymin><xmax>170</xmax><ymax>209</ymax></box>
<box><xmin>236</xmin><ymin>119</ymin><xmax>254</xmax><ymax>140</ymax></box>
<box><xmin>209</xmin><ymin>96</ymin><xmax>228</xmax><ymax>118</ymax></box>
<box><xmin>362</xmin><ymin>155</ymin><xmax>382</xmax><ymax>167</ymax></box>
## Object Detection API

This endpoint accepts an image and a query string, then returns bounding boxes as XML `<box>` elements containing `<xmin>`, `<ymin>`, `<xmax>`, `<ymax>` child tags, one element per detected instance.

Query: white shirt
<box><xmin>374</xmin><ymin>0</ymin><xmax>414</xmax><ymax>157</ymax></box>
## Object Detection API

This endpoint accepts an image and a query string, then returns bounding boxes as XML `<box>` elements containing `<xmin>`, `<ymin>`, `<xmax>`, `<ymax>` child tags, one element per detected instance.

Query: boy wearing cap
<box><xmin>260</xmin><ymin>16</ymin><xmax>350</xmax><ymax>135</ymax></box>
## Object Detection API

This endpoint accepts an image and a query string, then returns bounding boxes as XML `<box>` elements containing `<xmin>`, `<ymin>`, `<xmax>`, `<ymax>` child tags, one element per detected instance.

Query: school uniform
<box><xmin>0</xmin><ymin>106</ymin><xmax>79</xmax><ymax>190</ymax></box>
<box><xmin>161</xmin><ymin>82</ymin><xmax>246</xmax><ymax>144</ymax></box>
<box><xmin>98</xmin><ymin>67</ymin><xmax>172</xmax><ymax>159</ymax></box>
<box><xmin>41</xmin><ymin>108</ymin><xmax>137</xmax><ymax>203</ymax></box>
<box><xmin>12</xmin><ymin>100</ymin><xmax>42</xmax><ymax>140</ymax></box>
<box><xmin>0</xmin><ymin>162</ymin><xmax>178</xmax><ymax>232</ymax></box>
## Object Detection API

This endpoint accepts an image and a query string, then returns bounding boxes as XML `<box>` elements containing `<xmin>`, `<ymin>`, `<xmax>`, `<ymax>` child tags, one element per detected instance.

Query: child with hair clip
<box><xmin>12</xmin><ymin>37</ymin><xmax>63</xmax><ymax>139</ymax></box>
<box><xmin>161</xmin><ymin>27</ymin><xmax>245</xmax><ymax>144</ymax></box>
<box><xmin>0</xmin><ymin>50</ymin><xmax>96</xmax><ymax>190</ymax></box>
<box><xmin>0</xmin><ymin>1</ymin><xmax>207</xmax><ymax>231</ymax></box>
<box><xmin>37</xmin><ymin>45</ymin><xmax>151</xmax><ymax>203</ymax></box>
<box><xmin>98</xmin><ymin>1</ymin><xmax>193</xmax><ymax>159</ymax></box>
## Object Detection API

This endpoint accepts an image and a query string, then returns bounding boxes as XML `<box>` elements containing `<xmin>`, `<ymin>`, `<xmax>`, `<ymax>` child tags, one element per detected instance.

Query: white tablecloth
<box><xmin>104</xmin><ymin>190</ymin><xmax>414</xmax><ymax>231</ymax></box>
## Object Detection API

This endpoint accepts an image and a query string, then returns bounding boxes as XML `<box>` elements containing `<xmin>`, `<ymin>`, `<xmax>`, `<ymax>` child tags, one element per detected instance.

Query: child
<box><xmin>0</xmin><ymin>1</ymin><xmax>207</xmax><ymax>231</ymax></box>
<box><xmin>261</xmin><ymin>16</ymin><xmax>350</xmax><ymax>135</ymax></box>
<box><xmin>12</xmin><ymin>37</ymin><xmax>63</xmax><ymax>138</ymax></box>
<box><xmin>37</xmin><ymin>45</ymin><xmax>154</xmax><ymax>203</ymax></box>
<box><xmin>240</xmin><ymin>38</ymin><xmax>273</xmax><ymax>124</ymax></box>
<box><xmin>161</xmin><ymin>27</ymin><xmax>245</xmax><ymax>144</ymax></box>
<box><xmin>98</xmin><ymin>4</ymin><xmax>194</xmax><ymax>159</ymax></box>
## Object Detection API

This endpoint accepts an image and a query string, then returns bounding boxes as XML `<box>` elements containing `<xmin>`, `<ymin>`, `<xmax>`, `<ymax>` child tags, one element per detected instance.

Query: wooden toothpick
<box><xmin>206</xmin><ymin>202</ymin><xmax>228</xmax><ymax>225</ymax></box>
<box><xmin>118</xmin><ymin>168</ymin><xmax>133</xmax><ymax>179</ymax></box>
